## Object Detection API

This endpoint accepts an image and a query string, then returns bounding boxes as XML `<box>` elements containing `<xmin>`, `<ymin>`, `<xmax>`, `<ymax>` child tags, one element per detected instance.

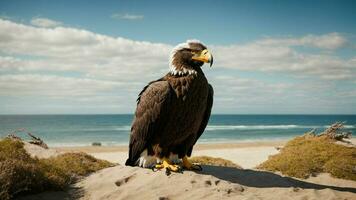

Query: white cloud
<box><xmin>0</xmin><ymin>18</ymin><xmax>171</xmax><ymax>81</ymax></box>
<box><xmin>0</xmin><ymin>74</ymin><xmax>124</xmax><ymax>97</ymax></box>
<box><xmin>256</xmin><ymin>33</ymin><xmax>347</xmax><ymax>50</ymax></box>
<box><xmin>0</xmin><ymin>18</ymin><xmax>355</xmax><ymax>114</ymax></box>
<box><xmin>208</xmin><ymin>75</ymin><xmax>355</xmax><ymax>114</ymax></box>
<box><xmin>1</xmin><ymin>18</ymin><xmax>353</xmax><ymax>81</ymax></box>
<box><xmin>111</xmin><ymin>13</ymin><xmax>144</xmax><ymax>20</ymax></box>
<box><xmin>30</xmin><ymin>17</ymin><xmax>62</xmax><ymax>27</ymax></box>
<box><xmin>212</xmin><ymin>40</ymin><xmax>355</xmax><ymax>80</ymax></box>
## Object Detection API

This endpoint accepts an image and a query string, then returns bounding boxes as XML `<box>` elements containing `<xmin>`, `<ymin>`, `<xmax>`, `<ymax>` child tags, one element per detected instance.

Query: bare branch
<box><xmin>318</xmin><ymin>122</ymin><xmax>352</xmax><ymax>141</ymax></box>
<box><xmin>6</xmin><ymin>128</ymin><xmax>49</xmax><ymax>149</ymax></box>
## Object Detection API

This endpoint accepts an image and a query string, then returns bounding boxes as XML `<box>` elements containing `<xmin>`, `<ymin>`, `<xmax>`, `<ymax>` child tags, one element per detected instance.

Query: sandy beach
<box><xmin>55</xmin><ymin>140</ymin><xmax>286</xmax><ymax>169</ymax></box>
<box><xmin>55</xmin><ymin>139</ymin><xmax>356</xmax><ymax>170</ymax></box>
<box><xmin>13</xmin><ymin>140</ymin><xmax>349</xmax><ymax>199</ymax></box>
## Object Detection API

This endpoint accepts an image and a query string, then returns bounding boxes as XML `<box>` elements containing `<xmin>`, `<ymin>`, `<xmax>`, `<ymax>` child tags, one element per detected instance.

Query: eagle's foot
<box><xmin>154</xmin><ymin>158</ymin><xmax>182</xmax><ymax>175</ymax></box>
<box><xmin>182</xmin><ymin>156</ymin><xmax>203</xmax><ymax>171</ymax></box>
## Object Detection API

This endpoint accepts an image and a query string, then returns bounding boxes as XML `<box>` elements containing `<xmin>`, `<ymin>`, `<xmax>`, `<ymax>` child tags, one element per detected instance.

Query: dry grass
<box><xmin>190</xmin><ymin>156</ymin><xmax>242</xmax><ymax>169</ymax></box>
<box><xmin>0</xmin><ymin>138</ymin><xmax>114</xmax><ymax>200</ymax></box>
<box><xmin>41</xmin><ymin>152</ymin><xmax>113</xmax><ymax>177</ymax></box>
<box><xmin>258</xmin><ymin>135</ymin><xmax>356</xmax><ymax>180</ymax></box>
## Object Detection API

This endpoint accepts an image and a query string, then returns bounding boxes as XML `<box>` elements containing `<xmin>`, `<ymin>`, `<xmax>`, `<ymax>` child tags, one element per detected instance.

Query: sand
<box><xmin>22</xmin><ymin>140</ymin><xmax>356</xmax><ymax>200</ymax></box>
<box><xmin>55</xmin><ymin>140</ymin><xmax>286</xmax><ymax>169</ymax></box>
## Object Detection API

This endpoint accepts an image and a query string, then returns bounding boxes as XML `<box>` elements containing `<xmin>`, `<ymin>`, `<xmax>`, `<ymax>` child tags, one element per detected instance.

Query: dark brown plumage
<box><xmin>125</xmin><ymin>40</ymin><xmax>213</xmax><ymax>169</ymax></box>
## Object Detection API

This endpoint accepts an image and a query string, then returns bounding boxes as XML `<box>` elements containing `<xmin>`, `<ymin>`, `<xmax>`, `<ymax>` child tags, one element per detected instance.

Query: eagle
<box><xmin>125</xmin><ymin>40</ymin><xmax>214</xmax><ymax>174</ymax></box>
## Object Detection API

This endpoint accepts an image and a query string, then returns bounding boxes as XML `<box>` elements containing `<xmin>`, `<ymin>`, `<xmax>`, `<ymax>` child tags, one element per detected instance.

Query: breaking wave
<box><xmin>205</xmin><ymin>124</ymin><xmax>355</xmax><ymax>131</ymax></box>
<box><xmin>79</xmin><ymin>125</ymin><xmax>355</xmax><ymax>132</ymax></box>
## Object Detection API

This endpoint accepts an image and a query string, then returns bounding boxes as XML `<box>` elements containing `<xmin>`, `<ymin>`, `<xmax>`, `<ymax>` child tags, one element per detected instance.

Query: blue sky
<box><xmin>0</xmin><ymin>0</ymin><xmax>355</xmax><ymax>114</ymax></box>
<box><xmin>2</xmin><ymin>0</ymin><xmax>356</xmax><ymax>44</ymax></box>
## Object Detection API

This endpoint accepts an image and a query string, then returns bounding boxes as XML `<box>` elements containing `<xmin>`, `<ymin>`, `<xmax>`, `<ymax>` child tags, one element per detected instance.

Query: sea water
<box><xmin>0</xmin><ymin>115</ymin><xmax>355</xmax><ymax>147</ymax></box>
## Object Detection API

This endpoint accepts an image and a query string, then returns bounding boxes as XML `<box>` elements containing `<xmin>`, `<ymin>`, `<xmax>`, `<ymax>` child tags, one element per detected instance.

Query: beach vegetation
<box><xmin>0</xmin><ymin>138</ymin><xmax>114</xmax><ymax>200</ymax></box>
<box><xmin>190</xmin><ymin>156</ymin><xmax>242</xmax><ymax>169</ymax></box>
<box><xmin>258</xmin><ymin>134</ymin><xmax>356</xmax><ymax>180</ymax></box>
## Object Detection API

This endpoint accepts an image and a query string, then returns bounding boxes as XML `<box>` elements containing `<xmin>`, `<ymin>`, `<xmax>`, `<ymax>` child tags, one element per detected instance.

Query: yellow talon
<box><xmin>182</xmin><ymin>156</ymin><xmax>202</xmax><ymax>171</ymax></box>
<box><xmin>155</xmin><ymin>158</ymin><xmax>181</xmax><ymax>172</ymax></box>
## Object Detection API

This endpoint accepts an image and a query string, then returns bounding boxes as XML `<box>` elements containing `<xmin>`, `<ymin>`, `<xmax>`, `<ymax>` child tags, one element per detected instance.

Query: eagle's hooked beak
<box><xmin>192</xmin><ymin>49</ymin><xmax>213</xmax><ymax>67</ymax></box>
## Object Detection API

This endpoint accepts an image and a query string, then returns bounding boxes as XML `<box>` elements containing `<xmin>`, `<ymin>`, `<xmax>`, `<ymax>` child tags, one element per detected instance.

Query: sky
<box><xmin>0</xmin><ymin>0</ymin><xmax>355</xmax><ymax>114</ymax></box>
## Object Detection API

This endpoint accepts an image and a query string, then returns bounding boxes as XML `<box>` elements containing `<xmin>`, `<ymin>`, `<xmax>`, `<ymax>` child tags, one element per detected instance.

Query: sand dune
<box><xmin>21</xmin><ymin>141</ymin><xmax>356</xmax><ymax>200</ymax></box>
<box><xmin>56</xmin><ymin>141</ymin><xmax>285</xmax><ymax>169</ymax></box>
<box><xmin>78</xmin><ymin>166</ymin><xmax>356</xmax><ymax>200</ymax></box>
<box><xmin>22</xmin><ymin>165</ymin><xmax>356</xmax><ymax>200</ymax></box>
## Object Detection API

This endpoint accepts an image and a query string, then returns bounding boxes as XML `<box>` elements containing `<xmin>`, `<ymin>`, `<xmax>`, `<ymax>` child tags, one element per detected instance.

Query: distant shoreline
<box><xmin>54</xmin><ymin>138</ymin><xmax>356</xmax><ymax>169</ymax></box>
<box><xmin>1</xmin><ymin>114</ymin><xmax>356</xmax><ymax>116</ymax></box>
<box><xmin>2</xmin><ymin>115</ymin><xmax>355</xmax><ymax>150</ymax></box>
<box><xmin>54</xmin><ymin>139</ymin><xmax>288</xmax><ymax>153</ymax></box>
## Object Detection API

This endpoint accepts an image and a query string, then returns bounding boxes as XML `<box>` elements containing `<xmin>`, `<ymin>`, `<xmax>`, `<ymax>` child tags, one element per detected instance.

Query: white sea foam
<box><xmin>80</xmin><ymin>124</ymin><xmax>355</xmax><ymax>132</ymax></box>
<box><xmin>114</xmin><ymin>126</ymin><xmax>131</xmax><ymax>131</ymax></box>
<box><xmin>205</xmin><ymin>124</ymin><xmax>355</xmax><ymax>131</ymax></box>
<box><xmin>198</xmin><ymin>138</ymin><xmax>289</xmax><ymax>143</ymax></box>
<box><xmin>323</xmin><ymin>125</ymin><xmax>355</xmax><ymax>129</ymax></box>
<box><xmin>87</xmin><ymin>124</ymin><xmax>355</xmax><ymax>131</ymax></box>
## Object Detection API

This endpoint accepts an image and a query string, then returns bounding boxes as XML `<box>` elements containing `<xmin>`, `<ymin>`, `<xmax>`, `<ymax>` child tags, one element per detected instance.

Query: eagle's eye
<box><xmin>190</xmin><ymin>50</ymin><xmax>197</xmax><ymax>54</ymax></box>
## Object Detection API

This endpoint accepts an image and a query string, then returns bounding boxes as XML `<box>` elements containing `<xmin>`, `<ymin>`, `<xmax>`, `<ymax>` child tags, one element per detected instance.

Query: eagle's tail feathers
<box><xmin>125</xmin><ymin>158</ymin><xmax>136</xmax><ymax>166</ymax></box>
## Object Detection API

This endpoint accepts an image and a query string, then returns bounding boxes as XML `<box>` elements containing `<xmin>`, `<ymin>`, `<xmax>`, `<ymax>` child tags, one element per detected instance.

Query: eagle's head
<box><xmin>169</xmin><ymin>40</ymin><xmax>213</xmax><ymax>76</ymax></box>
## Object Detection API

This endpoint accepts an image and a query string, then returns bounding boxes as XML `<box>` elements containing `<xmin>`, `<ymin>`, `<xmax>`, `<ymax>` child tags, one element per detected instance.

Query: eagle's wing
<box><xmin>125</xmin><ymin>79</ymin><xmax>173</xmax><ymax>166</ymax></box>
<box><xmin>187</xmin><ymin>84</ymin><xmax>214</xmax><ymax>157</ymax></box>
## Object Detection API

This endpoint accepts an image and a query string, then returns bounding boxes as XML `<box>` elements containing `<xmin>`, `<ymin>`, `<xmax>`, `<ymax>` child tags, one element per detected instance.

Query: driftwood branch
<box><xmin>318</xmin><ymin>122</ymin><xmax>352</xmax><ymax>141</ymax></box>
<box><xmin>27</xmin><ymin>132</ymin><xmax>49</xmax><ymax>149</ymax></box>
<box><xmin>305</xmin><ymin>128</ymin><xmax>317</xmax><ymax>136</ymax></box>
<box><xmin>6</xmin><ymin>128</ymin><xmax>48</xmax><ymax>149</ymax></box>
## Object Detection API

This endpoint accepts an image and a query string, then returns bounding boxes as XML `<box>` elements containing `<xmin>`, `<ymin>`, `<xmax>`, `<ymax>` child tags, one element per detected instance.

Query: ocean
<box><xmin>0</xmin><ymin>115</ymin><xmax>355</xmax><ymax>147</ymax></box>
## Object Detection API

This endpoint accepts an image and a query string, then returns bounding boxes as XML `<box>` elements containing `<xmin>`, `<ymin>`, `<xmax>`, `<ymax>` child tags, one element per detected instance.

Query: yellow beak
<box><xmin>192</xmin><ymin>49</ymin><xmax>214</xmax><ymax>67</ymax></box>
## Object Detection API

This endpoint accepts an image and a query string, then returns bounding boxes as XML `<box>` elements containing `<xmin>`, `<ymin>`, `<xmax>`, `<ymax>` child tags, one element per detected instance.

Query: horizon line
<box><xmin>0</xmin><ymin>113</ymin><xmax>356</xmax><ymax>116</ymax></box>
